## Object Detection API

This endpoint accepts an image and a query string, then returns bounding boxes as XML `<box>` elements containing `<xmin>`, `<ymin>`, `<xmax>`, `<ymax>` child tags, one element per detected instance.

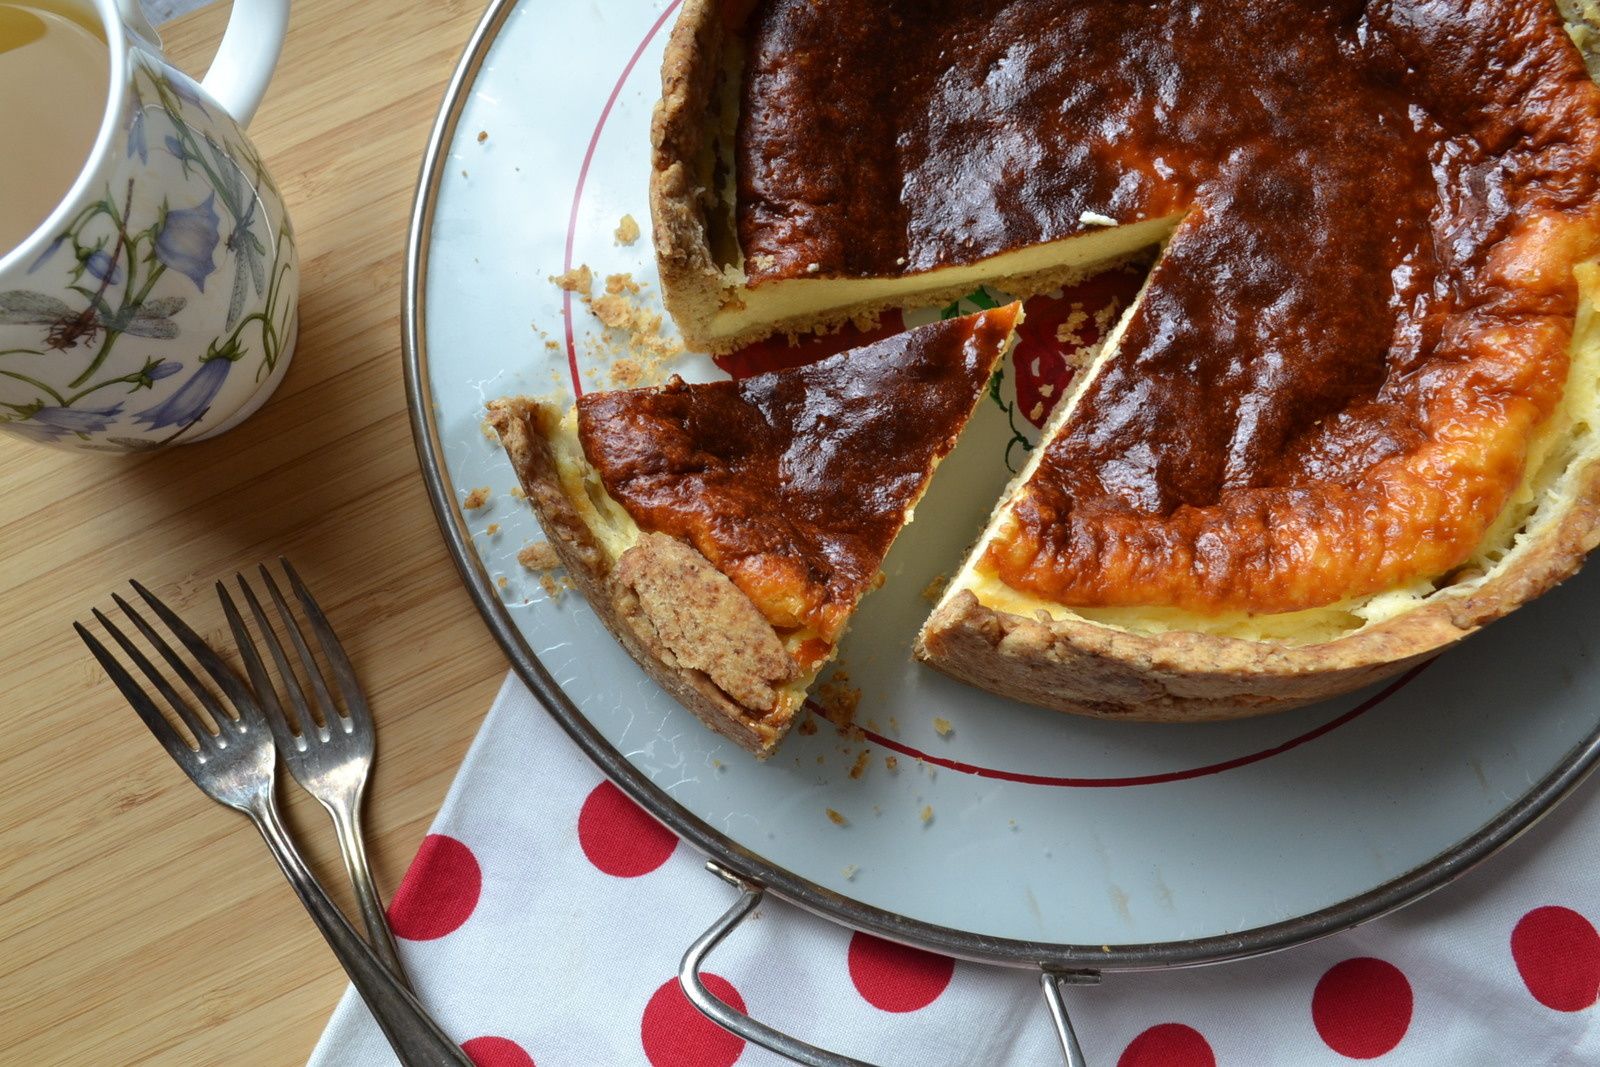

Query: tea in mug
<box><xmin>0</xmin><ymin>1</ymin><xmax>108</xmax><ymax>255</ymax></box>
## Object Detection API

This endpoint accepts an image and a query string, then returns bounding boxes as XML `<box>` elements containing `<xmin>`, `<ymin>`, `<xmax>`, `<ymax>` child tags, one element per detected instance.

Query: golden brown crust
<box><xmin>486</xmin><ymin>396</ymin><xmax>795</xmax><ymax>755</ymax></box>
<box><xmin>916</xmin><ymin>456</ymin><xmax>1600</xmax><ymax>721</ymax></box>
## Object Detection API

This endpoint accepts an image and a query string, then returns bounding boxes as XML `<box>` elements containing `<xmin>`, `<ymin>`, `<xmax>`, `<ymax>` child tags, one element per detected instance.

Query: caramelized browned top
<box><xmin>578</xmin><ymin>306</ymin><xmax>1017</xmax><ymax>641</ymax></box>
<box><xmin>738</xmin><ymin>0</ymin><xmax>1600</xmax><ymax>613</ymax></box>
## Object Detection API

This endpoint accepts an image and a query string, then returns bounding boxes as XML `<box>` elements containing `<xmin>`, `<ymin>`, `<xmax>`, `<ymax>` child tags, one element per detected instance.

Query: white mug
<box><xmin>0</xmin><ymin>0</ymin><xmax>297</xmax><ymax>451</ymax></box>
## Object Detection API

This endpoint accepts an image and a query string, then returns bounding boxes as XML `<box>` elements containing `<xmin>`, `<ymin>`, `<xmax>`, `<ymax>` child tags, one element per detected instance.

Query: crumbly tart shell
<box><xmin>487</xmin><ymin>397</ymin><xmax>797</xmax><ymax>756</ymax></box>
<box><xmin>647</xmin><ymin>0</ymin><xmax>723</xmax><ymax>350</ymax></box>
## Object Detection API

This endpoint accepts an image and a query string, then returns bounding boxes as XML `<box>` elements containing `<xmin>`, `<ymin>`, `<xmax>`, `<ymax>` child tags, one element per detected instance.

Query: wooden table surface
<box><xmin>1</xmin><ymin>0</ymin><xmax>505</xmax><ymax>1061</ymax></box>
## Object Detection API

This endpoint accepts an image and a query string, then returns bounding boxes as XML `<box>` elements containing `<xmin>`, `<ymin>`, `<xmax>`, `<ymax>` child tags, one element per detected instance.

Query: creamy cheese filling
<box><xmin>707</xmin><ymin>215</ymin><xmax>1179</xmax><ymax>343</ymax></box>
<box><xmin>933</xmin><ymin>263</ymin><xmax>1600</xmax><ymax>646</ymax></box>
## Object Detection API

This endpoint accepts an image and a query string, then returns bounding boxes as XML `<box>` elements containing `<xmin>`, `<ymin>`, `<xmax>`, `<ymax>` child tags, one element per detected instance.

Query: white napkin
<box><xmin>308</xmin><ymin>673</ymin><xmax>1600</xmax><ymax>1066</ymax></box>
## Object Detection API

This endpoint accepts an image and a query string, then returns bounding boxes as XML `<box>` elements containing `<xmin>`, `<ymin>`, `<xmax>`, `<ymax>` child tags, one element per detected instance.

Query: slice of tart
<box><xmin>488</xmin><ymin>304</ymin><xmax>1020</xmax><ymax>754</ymax></box>
<box><xmin>652</xmin><ymin>0</ymin><xmax>1600</xmax><ymax>719</ymax></box>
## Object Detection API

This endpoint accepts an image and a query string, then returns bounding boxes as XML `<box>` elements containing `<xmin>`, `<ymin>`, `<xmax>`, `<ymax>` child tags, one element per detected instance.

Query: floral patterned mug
<box><xmin>0</xmin><ymin>0</ymin><xmax>297</xmax><ymax>451</ymax></box>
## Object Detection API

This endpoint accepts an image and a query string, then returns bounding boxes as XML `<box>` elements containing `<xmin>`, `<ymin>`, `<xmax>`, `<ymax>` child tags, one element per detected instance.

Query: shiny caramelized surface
<box><xmin>577</xmin><ymin>306</ymin><xmax>1017</xmax><ymax>640</ymax></box>
<box><xmin>738</xmin><ymin>0</ymin><xmax>1600</xmax><ymax>613</ymax></box>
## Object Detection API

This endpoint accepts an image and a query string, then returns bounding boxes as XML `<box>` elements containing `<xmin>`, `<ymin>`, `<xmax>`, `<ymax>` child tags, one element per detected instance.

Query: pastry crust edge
<box><xmin>916</xmin><ymin>456</ymin><xmax>1600</xmax><ymax>721</ymax></box>
<box><xmin>649</xmin><ymin>0</ymin><xmax>729</xmax><ymax>354</ymax></box>
<box><xmin>486</xmin><ymin>396</ymin><xmax>792</xmax><ymax>756</ymax></box>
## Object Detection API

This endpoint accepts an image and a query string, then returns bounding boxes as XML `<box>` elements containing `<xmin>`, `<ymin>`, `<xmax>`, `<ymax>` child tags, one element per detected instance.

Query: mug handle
<box><xmin>197</xmin><ymin>0</ymin><xmax>291</xmax><ymax>127</ymax></box>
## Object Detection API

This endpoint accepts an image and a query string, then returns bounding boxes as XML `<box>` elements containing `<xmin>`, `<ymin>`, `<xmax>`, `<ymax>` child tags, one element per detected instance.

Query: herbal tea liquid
<box><xmin>0</xmin><ymin>2</ymin><xmax>108</xmax><ymax>254</ymax></box>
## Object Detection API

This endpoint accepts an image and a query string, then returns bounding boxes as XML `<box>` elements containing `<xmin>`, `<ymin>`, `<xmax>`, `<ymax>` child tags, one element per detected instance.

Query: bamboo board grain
<box><xmin>0</xmin><ymin>0</ymin><xmax>505</xmax><ymax>1062</ymax></box>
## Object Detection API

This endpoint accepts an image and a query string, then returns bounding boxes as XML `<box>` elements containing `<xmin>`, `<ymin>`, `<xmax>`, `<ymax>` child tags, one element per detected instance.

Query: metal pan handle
<box><xmin>681</xmin><ymin>862</ymin><xmax>1098</xmax><ymax>1066</ymax></box>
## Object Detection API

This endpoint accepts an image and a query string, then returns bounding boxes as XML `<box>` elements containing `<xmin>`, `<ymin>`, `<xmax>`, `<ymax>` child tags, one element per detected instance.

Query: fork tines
<box><xmin>220</xmin><ymin>559</ymin><xmax>372</xmax><ymax>751</ymax></box>
<box><xmin>74</xmin><ymin>580</ymin><xmax>266</xmax><ymax>784</ymax></box>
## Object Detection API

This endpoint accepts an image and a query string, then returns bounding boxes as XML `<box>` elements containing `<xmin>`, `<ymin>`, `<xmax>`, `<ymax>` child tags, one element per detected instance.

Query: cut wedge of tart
<box><xmin>488</xmin><ymin>304</ymin><xmax>1020</xmax><ymax>754</ymax></box>
<box><xmin>651</xmin><ymin>0</ymin><xmax>1600</xmax><ymax>719</ymax></box>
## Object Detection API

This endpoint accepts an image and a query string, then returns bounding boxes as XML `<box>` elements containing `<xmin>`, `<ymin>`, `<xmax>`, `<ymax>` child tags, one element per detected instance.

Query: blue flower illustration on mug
<box><xmin>0</xmin><ymin>62</ymin><xmax>296</xmax><ymax>449</ymax></box>
<box><xmin>133</xmin><ymin>351</ymin><xmax>230</xmax><ymax>429</ymax></box>
<box><xmin>127</xmin><ymin>84</ymin><xmax>149</xmax><ymax>166</ymax></box>
<box><xmin>154</xmin><ymin>193</ymin><xmax>219</xmax><ymax>292</ymax></box>
<box><xmin>12</xmin><ymin>403</ymin><xmax>125</xmax><ymax>443</ymax></box>
<box><xmin>83</xmin><ymin>248</ymin><xmax>123</xmax><ymax>284</ymax></box>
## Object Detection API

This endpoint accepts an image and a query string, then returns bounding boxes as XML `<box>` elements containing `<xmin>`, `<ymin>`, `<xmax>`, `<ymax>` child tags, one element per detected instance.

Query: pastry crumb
<box><xmin>826</xmin><ymin>808</ymin><xmax>848</xmax><ymax>827</ymax></box>
<box><xmin>920</xmin><ymin>574</ymin><xmax>948</xmax><ymax>602</ymax></box>
<box><xmin>550</xmin><ymin>264</ymin><xmax>593</xmax><ymax>293</ymax></box>
<box><xmin>614</xmin><ymin>213</ymin><xmax>640</xmax><ymax>244</ymax></box>
<box><xmin>569</xmin><ymin>278</ymin><xmax>685</xmax><ymax>383</ymax></box>
<box><xmin>884</xmin><ymin>755</ymin><xmax>899</xmax><ymax>773</ymax></box>
<box><xmin>517</xmin><ymin>541</ymin><xmax>567</xmax><ymax>602</ymax></box>
<box><xmin>485</xmin><ymin>523</ymin><xmax>501</xmax><ymax>537</ymax></box>
<box><xmin>1055</xmin><ymin>311</ymin><xmax>1090</xmax><ymax>345</ymax></box>
<box><xmin>591</xmin><ymin>293</ymin><xmax>633</xmax><ymax>329</ymax></box>
<box><xmin>609</xmin><ymin>358</ymin><xmax>646</xmax><ymax>388</ymax></box>
<box><xmin>462</xmin><ymin>487</ymin><xmax>491</xmax><ymax>510</ymax></box>
<box><xmin>797</xmin><ymin>713</ymin><xmax>819</xmax><ymax>736</ymax></box>
<box><xmin>848</xmin><ymin>749</ymin><xmax>871</xmax><ymax>780</ymax></box>
<box><xmin>842</xmin><ymin>864</ymin><xmax>858</xmax><ymax>880</ymax></box>
<box><xmin>510</xmin><ymin>485</ymin><xmax>526</xmax><ymax>500</ymax></box>
<box><xmin>933</xmin><ymin>717</ymin><xmax>953</xmax><ymax>738</ymax></box>
<box><xmin>495</xmin><ymin>575</ymin><xmax>509</xmax><ymax>590</ymax></box>
<box><xmin>920</xmin><ymin>804</ymin><xmax>934</xmax><ymax>825</ymax></box>
<box><xmin>518</xmin><ymin>542</ymin><xmax>560</xmax><ymax>571</ymax></box>
<box><xmin>476</xmin><ymin>130</ymin><xmax>488</xmax><ymax>143</ymax></box>
<box><xmin>815</xmin><ymin>672</ymin><xmax>862</xmax><ymax>735</ymax></box>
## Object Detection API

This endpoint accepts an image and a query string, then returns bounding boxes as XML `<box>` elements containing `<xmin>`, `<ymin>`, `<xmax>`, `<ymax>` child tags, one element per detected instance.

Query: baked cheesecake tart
<box><xmin>489</xmin><ymin>305</ymin><xmax>1020</xmax><ymax>754</ymax></box>
<box><xmin>651</xmin><ymin>0</ymin><xmax>1600</xmax><ymax>720</ymax></box>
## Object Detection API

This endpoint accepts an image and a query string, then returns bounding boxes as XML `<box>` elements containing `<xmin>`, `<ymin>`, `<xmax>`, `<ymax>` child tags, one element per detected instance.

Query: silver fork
<box><xmin>219</xmin><ymin>559</ymin><xmax>409</xmax><ymax>988</ymax></box>
<box><xmin>76</xmin><ymin>582</ymin><xmax>472</xmax><ymax>1067</ymax></box>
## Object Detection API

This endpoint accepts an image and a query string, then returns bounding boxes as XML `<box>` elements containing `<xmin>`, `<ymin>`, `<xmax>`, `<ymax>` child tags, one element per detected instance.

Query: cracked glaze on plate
<box><xmin>412</xmin><ymin>0</ymin><xmax>1600</xmax><ymax>959</ymax></box>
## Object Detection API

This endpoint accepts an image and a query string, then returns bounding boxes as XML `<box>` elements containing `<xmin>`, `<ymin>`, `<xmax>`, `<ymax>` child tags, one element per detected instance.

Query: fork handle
<box><xmin>329</xmin><ymin>800</ymin><xmax>412</xmax><ymax>990</ymax></box>
<box><xmin>249</xmin><ymin>796</ymin><xmax>474</xmax><ymax>1067</ymax></box>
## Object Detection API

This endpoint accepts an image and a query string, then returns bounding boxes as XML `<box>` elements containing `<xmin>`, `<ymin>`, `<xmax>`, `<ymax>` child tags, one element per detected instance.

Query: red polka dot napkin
<box><xmin>308</xmin><ymin>675</ymin><xmax>1600</xmax><ymax>1066</ymax></box>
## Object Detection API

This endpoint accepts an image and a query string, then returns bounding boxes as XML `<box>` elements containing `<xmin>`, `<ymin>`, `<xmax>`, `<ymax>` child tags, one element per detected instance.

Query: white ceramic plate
<box><xmin>406</xmin><ymin>0</ymin><xmax>1600</xmax><ymax>968</ymax></box>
